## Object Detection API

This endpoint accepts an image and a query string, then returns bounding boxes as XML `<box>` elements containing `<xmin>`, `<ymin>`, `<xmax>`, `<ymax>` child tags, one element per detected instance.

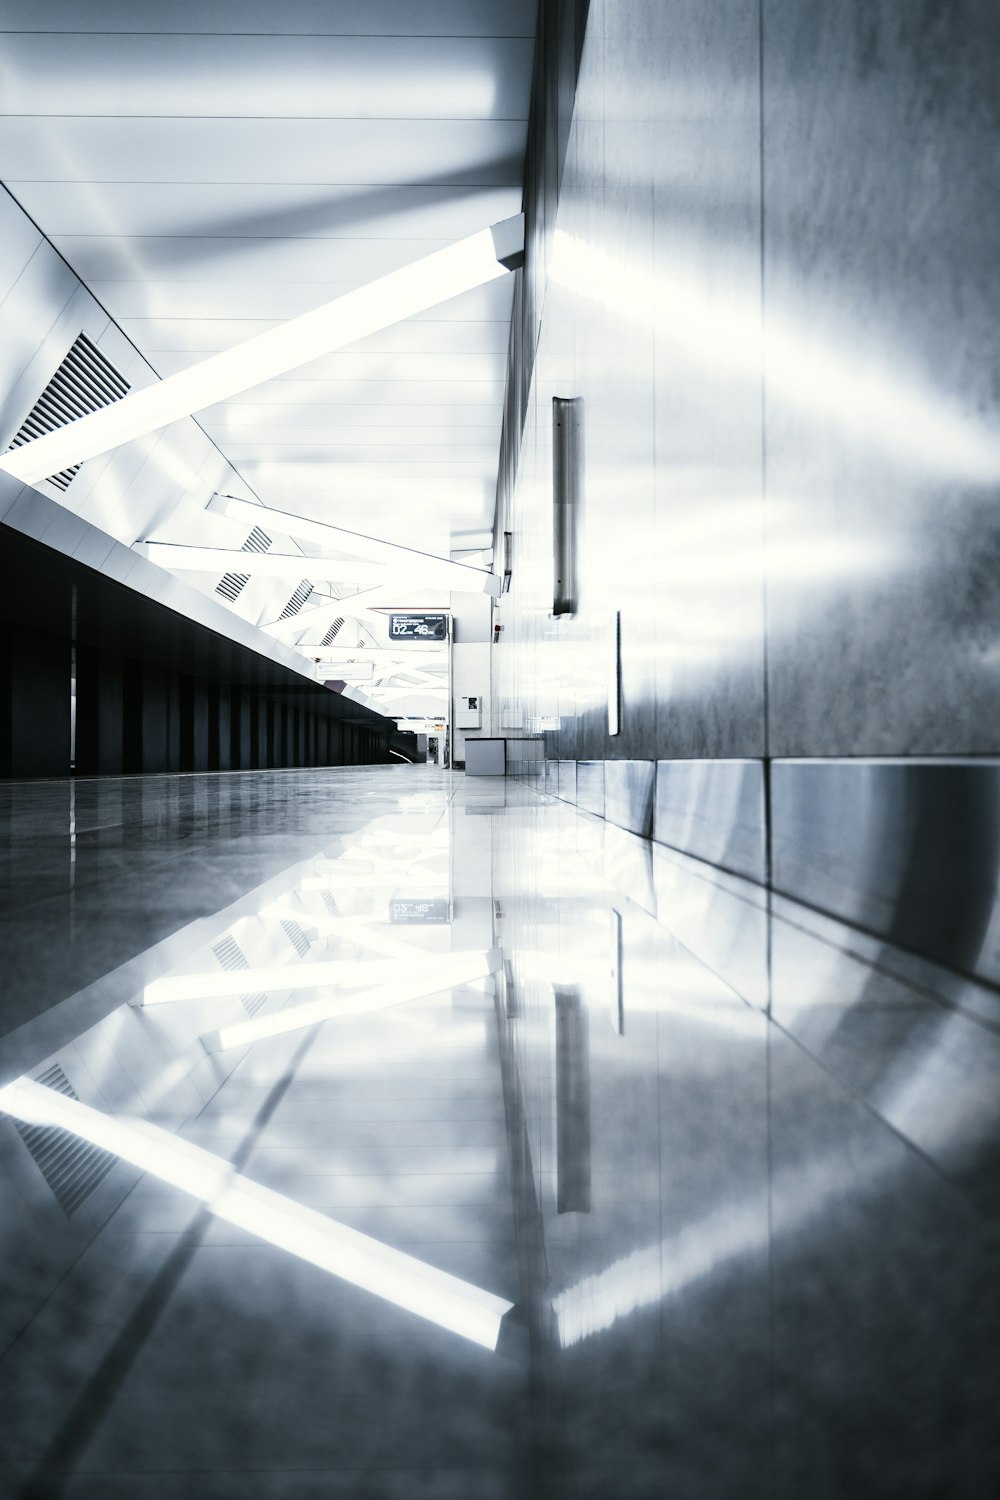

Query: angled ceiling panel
<box><xmin>0</xmin><ymin>0</ymin><xmax>536</xmax><ymax>712</ymax></box>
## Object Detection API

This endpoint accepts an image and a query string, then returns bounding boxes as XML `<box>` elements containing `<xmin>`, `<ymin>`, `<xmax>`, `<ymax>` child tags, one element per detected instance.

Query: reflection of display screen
<box><xmin>389</xmin><ymin>898</ymin><xmax>451</xmax><ymax>924</ymax></box>
<box><xmin>389</xmin><ymin>613</ymin><xmax>448</xmax><ymax>641</ymax></box>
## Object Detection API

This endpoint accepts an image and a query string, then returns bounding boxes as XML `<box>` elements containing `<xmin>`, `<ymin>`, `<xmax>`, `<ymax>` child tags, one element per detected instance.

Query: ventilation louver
<box><xmin>6</xmin><ymin>332</ymin><xmax>130</xmax><ymax>492</ymax></box>
<box><xmin>320</xmin><ymin>891</ymin><xmax>342</xmax><ymax>919</ymax></box>
<box><xmin>280</xmin><ymin>918</ymin><xmax>311</xmax><ymax>958</ymax></box>
<box><xmin>216</xmin><ymin>524</ymin><xmax>272</xmax><ymax>603</ymax></box>
<box><xmin>211</xmin><ymin>934</ymin><xmax>266</xmax><ymax>1019</ymax></box>
<box><xmin>10</xmin><ymin>1062</ymin><xmax>117</xmax><ymax>1216</ymax></box>
<box><xmin>320</xmin><ymin>617</ymin><xmax>346</xmax><ymax>647</ymax></box>
<box><xmin>277</xmin><ymin>580</ymin><xmax>314</xmax><ymax>621</ymax></box>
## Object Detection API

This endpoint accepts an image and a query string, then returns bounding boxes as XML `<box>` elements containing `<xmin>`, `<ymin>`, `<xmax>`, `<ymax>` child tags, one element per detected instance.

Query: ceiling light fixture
<box><xmin>0</xmin><ymin>215</ymin><xmax>524</xmax><ymax>484</ymax></box>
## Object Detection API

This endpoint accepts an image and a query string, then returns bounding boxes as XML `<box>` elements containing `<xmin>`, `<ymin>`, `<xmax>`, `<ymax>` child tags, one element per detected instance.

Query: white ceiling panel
<box><xmin>199</xmin><ymin>380</ymin><xmax>505</xmax><ymax>410</ymax></box>
<box><xmin>201</xmin><ymin>406</ymin><xmax>503</xmax><ymax>433</ymax></box>
<box><xmin>116</xmin><ymin>319</ymin><xmax>510</xmax><ymax>357</ymax></box>
<box><xmin>216</xmin><ymin>442</ymin><xmax>501</xmax><ymax>465</ymax></box>
<box><xmin>0</xmin><ymin>1</ymin><xmax>533</xmax><ymax>624</ymax></box>
<box><xmin>0</xmin><ymin>118</ymin><xmax>525</xmax><ymax>185</ymax></box>
<box><xmin>1</xmin><ymin>36</ymin><xmax>534</xmax><ymax>120</ymax></box>
<box><xmin>82</xmin><ymin>279</ymin><xmax>514</xmax><ymax>324</ymax></box>
<box><xmin>143</xmin><ymin>350</ymin><xmax>508</xmax><ymax>382</ymax></box>
<box><xmin>0</xmin><ymin>1</ymin><xmax>538</xmax><ymax>38</ymax></box>
<box><xmin>49</xmin><ymin>236</ymin><xmax>463</xmax><ymax>285</ymax></box>
<box><xmin>7</xmin><ymin>182</ymin><xmax>520</xmax><ymax>244</ymax></box>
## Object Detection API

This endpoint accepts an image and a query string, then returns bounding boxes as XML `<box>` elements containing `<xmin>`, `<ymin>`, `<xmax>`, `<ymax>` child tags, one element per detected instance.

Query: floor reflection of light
<box><xmin>0</xmin><ymin>1078</ymin><xmax>513</xmax><ymax>1351</ymax></box>
<box><xmin>144</xmin><ymin>954</ymin><xmax>449</xmax><ymax>1005</ymax></box>
<box><xmin>552</xmin><ymin>1201</ymin><xmax>767</xmax><ymax>1349</ymax></box>
<box><xmin>201</xmin><ymin>948</ymin><xmax>501</xmax><ymax>1051</ymax></box>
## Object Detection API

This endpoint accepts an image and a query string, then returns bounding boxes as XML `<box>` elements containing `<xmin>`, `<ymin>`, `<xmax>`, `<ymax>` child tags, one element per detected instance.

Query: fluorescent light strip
<box><xmin>208</xmin><ymin>495</ymin><xmax>500</xmax><ymax>598</ymax></box>
<box><xmin>0</xmin><ymin>221</ymin><xmax>521</xmax><ymax>484</ymax></box>
<box><xmin>143</xmin><ymin>951</ymin><xmax>477</xmax><ymax>1006</ymax></box>
<box><xmin>201</xmin><ymin>947</ymin><xmax>500</xmax><ymax>1051</ymax></box>
<box><xmin>0</xmin><ymin>1078</ymin><xmax>512</xmax><ymax>1350</ymax></box>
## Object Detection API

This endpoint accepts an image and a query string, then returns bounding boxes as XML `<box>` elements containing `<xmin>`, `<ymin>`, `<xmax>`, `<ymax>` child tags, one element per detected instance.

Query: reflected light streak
<box><xmin>201</xmin><ymin>947</ymin><xmax>502</xmax><ymax>1051</ymax></box>
<box><xmin>0</xmin><ymin>1078</ymin><xmax>512</xmax><ymax>1350</ymax></box>
<box><xmin>260</xmin><ymin>901</ymin><xmax>431</xmax><ymax>961</ymax></box>
<box><xmin>553</xmin><ymin>1200</ymin><xmax>766</xmax><ymax>1349</ymax></box>
<box><xmin>550</xmin><ymin>230</ymin><xmax>1000</xmax><ymax>482</ymax></box>
<box><xmin>144</xmin><ymin>955</ymin><xmax>425</xmax><ymax>1005</ymax></box>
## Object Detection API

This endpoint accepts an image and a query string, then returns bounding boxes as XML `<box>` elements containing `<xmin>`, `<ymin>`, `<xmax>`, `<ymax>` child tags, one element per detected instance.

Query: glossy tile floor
<box><xmin>1</xmin><ymin>767</ymin><xmax>998</xmax><ymax>1499</ymax></box>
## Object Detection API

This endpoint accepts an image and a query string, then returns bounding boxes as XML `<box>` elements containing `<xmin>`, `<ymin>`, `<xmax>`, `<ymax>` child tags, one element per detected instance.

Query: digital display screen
<box><xmin>389</xmin><ymin>614</ymin><xmax>448</xmax><ymax>641</ymax></box>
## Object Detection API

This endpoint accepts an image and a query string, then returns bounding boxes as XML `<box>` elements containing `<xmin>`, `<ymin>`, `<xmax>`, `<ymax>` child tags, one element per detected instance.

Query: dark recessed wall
<box><xmin>0</xmin><ymin>522</ymin><xmax>411</xmax><ymax>779</ymax></box>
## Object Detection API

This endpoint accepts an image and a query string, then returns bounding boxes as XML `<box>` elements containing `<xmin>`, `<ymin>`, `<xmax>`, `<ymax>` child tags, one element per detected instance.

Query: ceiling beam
<box><xmin>208</xmin><ymin>493</ymin><xmax>500</xmax><ymax>597</ymax></box>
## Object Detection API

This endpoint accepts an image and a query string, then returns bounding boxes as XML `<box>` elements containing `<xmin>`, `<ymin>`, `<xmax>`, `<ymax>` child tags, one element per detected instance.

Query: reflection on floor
<box><xmin>0</xmin><ymin>767</ymin><xmax>998</xmax><ymax>1499</ymax></box>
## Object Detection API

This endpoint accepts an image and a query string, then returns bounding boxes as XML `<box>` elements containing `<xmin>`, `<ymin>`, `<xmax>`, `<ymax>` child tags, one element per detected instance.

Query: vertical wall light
<box><xmin>608</xmin><ymin>608</ymin><xmax>622</xmax><ymax>736</ymax></box>
<box><xmin>552</xmin><ymin>398</ymin><xmax>583</xmax><ymax>615</ymax></box>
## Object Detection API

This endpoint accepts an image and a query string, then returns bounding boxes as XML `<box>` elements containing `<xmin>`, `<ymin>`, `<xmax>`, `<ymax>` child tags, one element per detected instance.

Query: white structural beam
<box><xmin>0</xmin><ymin>216</ymin><xmax>523</xmax><ymax>485</ymax></box>
<box><xmin>262</xmin><ymin>586</ymin><xmax>445</xmax><ymax>640</ymax></box>
<box><xmin>208</xmin><ymin>495</ymin><xmax>500</xmax><ymax>598</ymax></box>
<box><xmin>138</xmin><ymin>543</ymin><xmax>393</xmax><ymax>584</ymax></box>
<box><xmin>200</xmin><ymin>947</ymin><xmax>501</xmax><ymax>1052</ymax></box>
<box><xmin>0</xmin><ymin>1077</ymin><xmax>512</xmax><ymax>1351</ymax></box>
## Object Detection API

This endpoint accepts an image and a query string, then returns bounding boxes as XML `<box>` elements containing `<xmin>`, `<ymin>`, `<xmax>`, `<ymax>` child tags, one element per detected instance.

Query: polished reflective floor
<box><xmin>1</xmin><ymin>767</ymin><xmax>998</xmax><ymax>1499</ymax></box>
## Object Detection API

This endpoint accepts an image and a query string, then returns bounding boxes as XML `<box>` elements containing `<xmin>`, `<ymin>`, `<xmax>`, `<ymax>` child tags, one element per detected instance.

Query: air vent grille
<box><xmin>278</xmin><ymin>581</ymin><xmax>313</xmax><ymax>621</ymax></box>
<box><xmin>215</xmin><ymin>525</ymin><xmax>273</xmax><ymax>603</ymax></box>
<box><xmin>320</xmin><ymin>617</ymin><xmax>345</xmax><ymax>647</ymax></box>
<box><xmin>7</xmin><ymin>332</ymin><xmax>130</xmax><ymax>492</ymax></box>
<box><xmin>320</xmin><ymin>891</ymin><xmax>342</xmax><ymax>919</ymax></box>
<box><xmin>211</xmin><ymin>934</ymin><xmax>267</xmax><ymax>1017</ymax></box>
<box><xmin>280</xmin><ymin>918</ymin><xmax>311</xmax><ymax>959</ymax></box>
<box><xmin>211</xmin><ymin>935</ymin><xmax>249</xmax><ymax>972</ymax></box>
<box><xmin>11</xmin><ymin>1062</ymin><xmax>117</xmax><ymax>1216</ymax></box>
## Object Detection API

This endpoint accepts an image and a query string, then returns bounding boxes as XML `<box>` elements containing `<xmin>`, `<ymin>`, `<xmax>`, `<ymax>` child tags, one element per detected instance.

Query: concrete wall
<box><xmin>496</xmin><ymin>0</ymin><xmax>1000</xmax><ymax>986</ymax></box>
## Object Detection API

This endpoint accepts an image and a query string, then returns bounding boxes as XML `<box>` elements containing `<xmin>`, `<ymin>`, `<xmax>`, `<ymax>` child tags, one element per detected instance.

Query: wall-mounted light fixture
<box><xmin>552</xmin><ymin>398</ymin><xmax>583</xmax><ymax>615</ymax></box>
<box><xmin>608</xmin><ymin>609</ymin><xmax>622</xmax><ymax>736</ymax></box>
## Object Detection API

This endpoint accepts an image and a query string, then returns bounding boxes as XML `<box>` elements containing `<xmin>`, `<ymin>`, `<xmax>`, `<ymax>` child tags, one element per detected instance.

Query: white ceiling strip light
<box><xmin>0</xmin><ymin>1078</ymin><xmax>513</xmax><ymax>1351</ymax></box>
<box><xmin>0</xmin><ymin>216</ymin><xmax>523</xmax><ymax>485</ymax></box>
<box><xmin>207</xmin><ymin>494</ymin><xmax>500</xmax><ymax>597</ymax></box>
<box><xmin>200</xmin><ymin>947</ymin><xmax>501</xmax><ymax>1053</ymax></box>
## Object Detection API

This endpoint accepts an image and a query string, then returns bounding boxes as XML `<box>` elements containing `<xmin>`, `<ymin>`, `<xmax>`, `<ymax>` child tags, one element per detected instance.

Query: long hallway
<box><xmin>1</xmin><ymin>764</ymin><xmax>997</xmax><ymax>1498</ymax></box>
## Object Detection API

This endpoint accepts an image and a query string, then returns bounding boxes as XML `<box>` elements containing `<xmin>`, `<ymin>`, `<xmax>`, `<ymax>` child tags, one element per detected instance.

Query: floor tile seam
<box><xmin>547</xmin><ymin>792</ymin><xmax>1000</xmax><ymax>1030</ymax></box>
<box><xmin>767</xmin><ymin>904</ymin><xmax>1000</xmax><ymax>1037</ymax></box>
<box><xmin>767</xmin><ymin>1012</ymin><xmax>990</xmax><ymax>1218</ymax></box>
<box><xmin>12</xmin><ymin>1028</ymin><xmax>326</xmax><ymax>1494</ymax></box>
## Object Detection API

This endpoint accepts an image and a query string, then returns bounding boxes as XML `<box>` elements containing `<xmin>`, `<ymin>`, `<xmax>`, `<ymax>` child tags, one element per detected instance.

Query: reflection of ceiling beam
<box><xmin>0</xmin><ymin>216</ymin><xmax>523</xmax><ymax>484</ymax></box>
<box><xmin>143</xmin><ymin>951</ymin><xmax>475</xmax><ymax>1005</ymax></box>
<box><xmin>200</xmin><ymin>947</ymin><xmax>501</xmax><ymax>1051</ymax></box>
<box><xmin>368</xmin><ymin>686</ymin><xmax>448</xmax><ymax>703</ymax></box>
<box><xmin>0</xmin><ymin>1076</ymin><xmax>513</xmax><ymax>1351</ymax></box>
<box><xmin>301</xmin><ymin>649</ymin><xmax>445</xmax><ymax>669</ymax></box>
<box><xmin>208</xmin><ymin>494</ymin><xmax>500</xmax><ymax>597</ymax></box>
